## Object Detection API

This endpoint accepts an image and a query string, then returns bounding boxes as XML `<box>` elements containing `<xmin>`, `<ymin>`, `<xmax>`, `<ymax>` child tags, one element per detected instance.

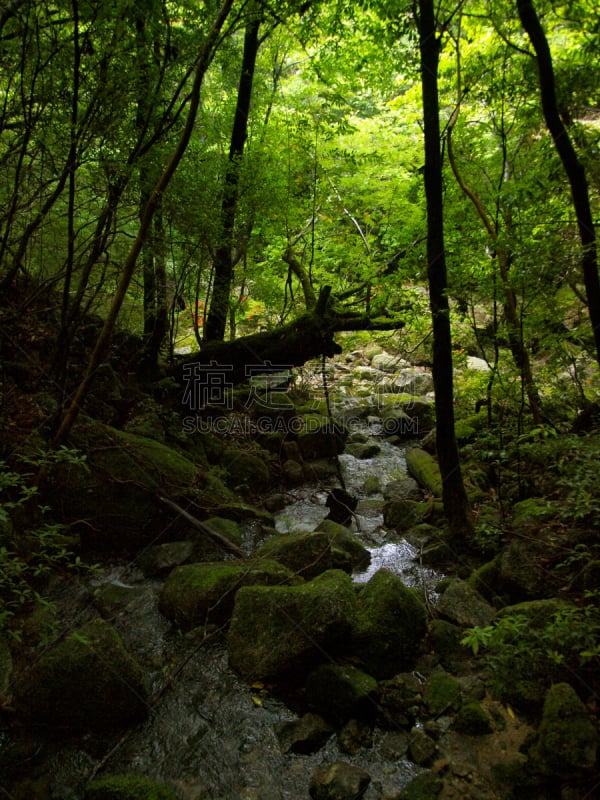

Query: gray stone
<box><xmin>408</xmin><ymin>727</ymin><xmax>437</xmax><ymax>765</ymax></box>
<box><xmin>436</xmin><ymin>579</ymin><xmax>496</xmax><ymax>628</ymax></box>
<box><xmin>136</xmin><ymin>540</ymin><xmax>195</xmax><ymax>577</ymax></box>
<box><xmin>275</xmin><ymin>712</ymin><xmax>334</xmax><ymax>754</ymax></box>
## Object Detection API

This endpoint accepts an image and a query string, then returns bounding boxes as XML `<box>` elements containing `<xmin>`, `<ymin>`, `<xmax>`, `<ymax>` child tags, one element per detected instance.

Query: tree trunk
<box><xmin>53</xmin><ymin>0</ymin><xmax>236</xmax><ymax>446</ymax></box>
<box><xmin>417</xmin><ymin>0</ymin><xmax>472</xmax><ymax>539</ymax></box>
<box><xmin>176</xmin><ymin>285</ymin><xmax>405</xmax><ymax>392</ymax></box>
<box><xmin>204</xmin><ymin>15</ymin><xmax>261</xmax><ymax>342</ymax></box>
<box><xmin>517</xmin><ymin>0</ymin><xmax>600</xmax><ymax>368</ymax></box>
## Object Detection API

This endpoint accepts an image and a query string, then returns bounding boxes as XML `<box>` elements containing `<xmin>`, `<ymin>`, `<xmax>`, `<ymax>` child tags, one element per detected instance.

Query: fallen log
<box><xmin>173</xmin><ymin>286</ymin><xmax>406</xmax><ymax>391</ymax></box>
<box><xmin>158</xmin><ymin>494</ymin><xmax>244</xmax><ymax>557</ymax></box>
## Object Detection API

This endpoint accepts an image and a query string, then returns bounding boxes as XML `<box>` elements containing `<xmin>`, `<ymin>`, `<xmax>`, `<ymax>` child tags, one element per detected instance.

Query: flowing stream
<box><xmin>5</xmin><ymin>411</ymin><xmax>445</xmax><ymax>800</ymax></box>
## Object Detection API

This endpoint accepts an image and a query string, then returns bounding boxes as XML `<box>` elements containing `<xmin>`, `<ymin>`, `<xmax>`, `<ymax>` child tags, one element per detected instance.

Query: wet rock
<box><xmin>352</xmin><ymin>569</ymin><xmax>427</xmax><ymax>679</ymax></box>
<box><xmin>408</xmin><ymin>727</ymin><xmax>437</xmax><ymax>765</ymax></box>
<box><xmin>227</xmin><ymin>570</ymin><xmax>357</xmax><ymax>682</ymax></box>
<box><xmin>264</xmin><ymin>493</ymin><xmax>288</xmax><ymax>512</ymax></box>
<box><xmin>136</xmin><ymin>540</ymin><xmax>195</xmax><ymax>577</ymax></box>
<box><xmin>255</xmin><ymin>522</ymin><xmax>370</xmax><ymax>580</ymax></box>
<box><xmin>529</xmin><ymin>683</ymin><xmax>596</xmax><ymax>777</ymax></box>
<box><xmin>275</xmin><ymin>712</ymin><xmax>334</xmax><ymax>754</ymax></box>
<box><xmin>306</xmin><ymin>663</ymin><xmax>378</xmax><ymax>725</ymax></box>
<box><xmin>338</xmin><ymin>718</ymin><xmax>373</xmax><ymax>755</ymax></box>
<box><xmin>423</xmin><ymin>673</ymin><xmax>462</xmax><ymax>716</ymax></box>
<box><xmin>436</xmin><ymin>579</ymin><xmax>495</xmax><ymax>628</ymax></box>
<box><xmin>84</xmin><ymin>773</ymin><xmax>178</xmax><ymax>799</ymax></box>
<box><xmin>13</xmin><ymin>619</ymin><xmax>148</xmax><ymax>731</ymax></box>
<box><xmin>309</xmin><ymin>761</ymin><xmax>371</xmax><ymax>800</ymax></box>
<box><xmin>400</xmin><ymin>770</ymin><xmax>443</xmax><ymax>799</ymax></box>
<box><xmin>160</xmin><ymin>559</ymin><xmax>296</xmax><ymax>629</ymax></box>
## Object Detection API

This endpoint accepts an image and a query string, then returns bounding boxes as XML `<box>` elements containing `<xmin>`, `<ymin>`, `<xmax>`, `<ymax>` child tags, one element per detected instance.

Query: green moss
<box><xmin>203</xmin><ymin>516</ymin><xmax>242</xmax><ymax>546</ymax></box>
<box><xmin>353</xmin><ymin>569</ymin><xmax>427</xmax><ymax>679</ymax></box>
<box><xmin>160</xmin><ymin>559</ymin><xmax>295</xmax><ymax>629</ymax></box>
<box><xmin>467</xmin><ymin>557</ymin><xmax>501</xmax><ymax>603</ymax></box>
<box><xmin>529</xmin><ymin>683</ymin><xmax>597</xmax><ymax>777</ymax></box>
<box><xmin>221</xmin><ymin>448</ymin><xmax>271</xmax><ymax>494</ymax></box>
<box><xmin>84</xmin><ymin>773</ymin><xmax>178</xmax><ymax>800</ymax></box>
<box><xmin>13</xmin><ymin>619</ymin><xmax>148</xmax><ymax>730</ymax></box>
<box><xmin>423</xmin><ymin>672</ymin><xmax>462</xmax><ymax>715</ymax></box>
<box><xmin>255</xmin><ymin>524</ymin><xmax>370</xmax><ymax>579</ymax></box>
<box><xmin>454</xmin><ymin>701</ymin><xmax>493</xmax><ymax>735</ymax></box>
<box><xmin>227</xmin><ymin>570</ymin><xmax>357</xmax><ymax>682</ymax></box>
<box><xmin>405</xmin><ymin>448</ymin><xmax>443</xmax><ymax>497</ymax></box>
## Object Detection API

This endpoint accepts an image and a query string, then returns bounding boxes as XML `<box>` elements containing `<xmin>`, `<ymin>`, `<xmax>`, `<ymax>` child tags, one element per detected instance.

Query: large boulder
<box><xmin>159</xmin><ymin>559</ymin><xmax>296</xmax><ymax>629</ymax></box>
<box><xmin>529</xmin><ymin>683</ymin><xmax>597</xmax><ymax>777</ymax></box>
<box><xmin>221</xmin><ymin>447</ymin><xmax>272</xmax><ymax>495</ymax></box>
<box><xmin>13</xmin><ymin>619</ymin><xmax>148</xmax><ymax>731</ymax></box>
<box><xmin>352</xmin><ymin>569</ymin><xmax>427</xmax><ymax>679</ymax></box>
<box><xmin>227</xmin><ymin>570</ymin><xmax>357</xmax><ymax>682</ymax></box>
<box><xmin>255</xmin><ymin>521</ymin><xmax>370</xmax><ymax>579</ymax></box>
<box><xmin>436</xmin><ymin>579</ymin><xmax>496</xmax><ymax>628</ymax></box>
<box><xmin>45</xmin><ymin>420</ymin><xmax>235</xmax><ymax>549</ymax></box>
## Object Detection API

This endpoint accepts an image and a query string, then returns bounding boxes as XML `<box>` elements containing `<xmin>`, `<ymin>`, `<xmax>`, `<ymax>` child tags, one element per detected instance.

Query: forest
<box><xmin>0</xmin><ymin>1</ymin><xmax>599</xmax><ymax>799</ymax></box>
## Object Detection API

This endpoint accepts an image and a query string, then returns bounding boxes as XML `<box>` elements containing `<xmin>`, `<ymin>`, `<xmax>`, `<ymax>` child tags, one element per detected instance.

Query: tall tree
<box><xmin>204</xmin><ymin>9</ymin><xmax>262</xmax><ymax>342</ymax></box>
<box><xmin>517</xmin><ymin>0</ymin><xmax>600</xmax><ymax>368</ymax></box>
<box><xmin>416</xmin><ymin>0</ymin><xmax>472</xmax><ymax>538</ymax></box>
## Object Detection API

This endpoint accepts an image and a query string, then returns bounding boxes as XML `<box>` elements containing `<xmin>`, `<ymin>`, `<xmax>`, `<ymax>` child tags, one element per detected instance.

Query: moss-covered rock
<box><xmin>405</xmin><ymin>448</ymin><xmax>443</xmax><ymax>497</ymax></box>
<box><xmin>84</xmin><ymin>773</ymin><xmax>178</xmax><ymax>800</ymax></box>
<box><xmin>467</xmin><ymin>557</ymin><xmax>502</xmax><ymax>604</ymax></box>
<box><xmin>255</xmin><ymin>522</ymin><xmax>370</xmax><ymax>579</ymax></box>
<box><xmin>436</xmin><ymin>579</ymin><xmax>496</xmax><ymax>628</ymax></box>
<box><xmin>202</xmin><ymin>516</ymin><xmax>243</xmax><ymax>547</ymax></box>
<box><xmin>13</xmin><ymin>619</ymin><xmax>148</xmax><ymax>731</ymax></box>
<box><xmin>423</xmin><ymin>672</ymin><xmax>462</xmax><ymax>715</ymax></box>
<box><xmin>352</xmin><ymin>569</ymin><xmax>427</xmax><ymax>679</ymax></box>
<box><xmin>383</xmin><ymin>499</ymin><xmax>430</xmax><ymax>531</ymax></box>
<box><xmin>160</xmin><ymin>559</ymin><xmax>296</xmax><ymax>629</ymax></box>
<box><xmin>227</xmin><ymin>570</ymin><xmax>357</xmax><ymax>683</ymax></box>
<box><xmin>45</xmin><ymin>420</ymin><xmax>234</xmax><ymax>549</ymax></box>
<box><xmin>454</xmin><ymin>701</ymin><xmax>493</xmax><ymax>735</ymax></box>
<box><xmin>221</xmin><ymin>447</ymin><xmax>271</xmax><ymax>495</ymax></box>
<box><xmin>306</xmin><ymin>663</ymin><xmax>378</xmax><ymax>725</ymax></box>
<box><xmin>529</xmin><ymin>683</ymin><xmax>597</xmax><ymax>777</ymax></box>
<box><xmin>297</xmin><ymin>414</ymin><xmax>347</xmax><ymax>460</ymax></box>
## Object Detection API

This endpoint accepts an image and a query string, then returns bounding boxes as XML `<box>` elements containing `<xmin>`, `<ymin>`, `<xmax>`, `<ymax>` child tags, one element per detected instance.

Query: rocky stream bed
<box><xmin>0</xmin><ymin>348</ymin><xmax>597</xmax><ymax>800</ymax></box>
